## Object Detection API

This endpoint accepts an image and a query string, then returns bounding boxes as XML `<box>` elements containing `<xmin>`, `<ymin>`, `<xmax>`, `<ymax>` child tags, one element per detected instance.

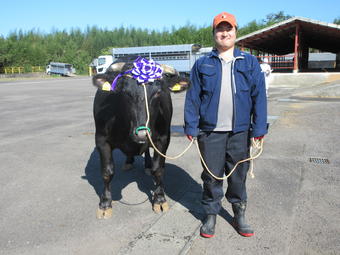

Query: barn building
<box><xmin>236</xmin><ymin>17</ymin><xmax>340</xmax><ymax>72</ymax></box>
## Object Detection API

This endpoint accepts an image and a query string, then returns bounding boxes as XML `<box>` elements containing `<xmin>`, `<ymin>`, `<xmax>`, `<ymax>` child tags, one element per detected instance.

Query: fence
<box><xmin>256</xmin><ymin>54</ymin><xmax>294</xmax><ymax>71</ymax></box>
<box><xmin>4</xmin><ymin>67</ymin><xmax>24</xmax><ymax>74</ymax></box>
<box><xmin>31</xmin><ymin>66</ymin><xmax>44</xmax><ymax>72</ymax></box>
<box><xmin>0</xmin><ymin>66</ymin><xmax>45</xmax><ymax>74</ymax></box>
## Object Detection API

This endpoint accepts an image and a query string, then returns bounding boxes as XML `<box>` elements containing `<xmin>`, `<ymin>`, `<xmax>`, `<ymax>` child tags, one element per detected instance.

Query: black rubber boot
<box><xmin>200</xmin><ymin>214</ymin><xmax>216</xmax><ymax>238</ymax></box>
<box><xmin>232</xmin><ymin>201</ymin><xmax>254</xmax><ymax>237</ymax></box>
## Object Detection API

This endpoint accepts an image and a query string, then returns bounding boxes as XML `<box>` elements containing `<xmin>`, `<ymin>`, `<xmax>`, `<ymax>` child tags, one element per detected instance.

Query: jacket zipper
<box><xmin>231</xmin><ymin>56</ymin><xmax>244</xmax><ymax>130</ymax></box>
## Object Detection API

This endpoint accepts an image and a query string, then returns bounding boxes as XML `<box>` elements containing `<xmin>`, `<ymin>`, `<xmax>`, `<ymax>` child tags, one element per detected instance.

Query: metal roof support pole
<box><xmin>301</xmin><ymin>43</ymin><xmax>309</xmax><ymax>71</ymax></box>
<box><xmin>293</xmin><ymin>23</ymin><xmax>300</xmax><ymax>73</ymax></box>
<box><xmin>336</xmin><ymin>53</ymin><xmax>340</xmax><ymax>69</ymax></box>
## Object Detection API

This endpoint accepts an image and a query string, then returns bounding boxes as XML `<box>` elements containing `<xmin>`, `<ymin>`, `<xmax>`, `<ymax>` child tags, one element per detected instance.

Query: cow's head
<box><xmin>92</xmin><ymin>58</ymin><xmax>190</xmax><ymax>143</ymax></box>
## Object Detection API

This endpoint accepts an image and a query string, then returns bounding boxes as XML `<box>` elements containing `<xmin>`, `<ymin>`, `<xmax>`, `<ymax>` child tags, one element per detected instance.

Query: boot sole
<box><xmin>239</xmin><ymin>232</ymin><xmax>254</xmax><ymax>237</ymax></box>
<box><xmin>232</xmin><ymin>222</ymin><xmax>254</xmax><ymax>237</ymax></box>
<box><xmin>200</xmin><ymin>232</ymin><xmax>214</xmax><ymax>238</ymax></box>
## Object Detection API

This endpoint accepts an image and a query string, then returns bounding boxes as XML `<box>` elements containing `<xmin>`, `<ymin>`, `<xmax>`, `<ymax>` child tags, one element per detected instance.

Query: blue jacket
<box><xmin>184</xmin><ymin>48</ymin><xmax>268</xmax><ymax>138</ymax></box>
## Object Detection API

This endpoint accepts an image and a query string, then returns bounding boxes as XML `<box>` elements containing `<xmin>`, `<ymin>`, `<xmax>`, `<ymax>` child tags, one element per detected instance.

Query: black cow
<box><xmin>92</xmin><ymin>59</ymin><xmax>189</xmax><ymax>219</ymax></box>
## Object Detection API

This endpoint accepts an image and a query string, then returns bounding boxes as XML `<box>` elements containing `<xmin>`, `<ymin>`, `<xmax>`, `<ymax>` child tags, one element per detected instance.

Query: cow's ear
<box><xmin>168</xmin><ymin>77</ymin><xmax>190</xmax><ymax>93</ymax></box>
<box><xmin>92</xmin><ymin>74</ymin><xmax>107</xmax><ymax>89</ymax></box>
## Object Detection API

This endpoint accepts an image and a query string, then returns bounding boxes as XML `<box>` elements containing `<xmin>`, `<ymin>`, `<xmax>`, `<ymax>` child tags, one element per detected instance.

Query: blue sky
<box><xmin>1</xmin><ymin>0</ymin><xmax>339</xmax><ymax>37</ymax></box>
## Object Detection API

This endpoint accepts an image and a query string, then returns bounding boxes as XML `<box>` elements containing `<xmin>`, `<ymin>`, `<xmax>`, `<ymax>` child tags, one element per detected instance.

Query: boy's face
<box><xmin>214</xmin><ymin>22</ymin><xmax>237</xmax><ymax>51</ymax></box>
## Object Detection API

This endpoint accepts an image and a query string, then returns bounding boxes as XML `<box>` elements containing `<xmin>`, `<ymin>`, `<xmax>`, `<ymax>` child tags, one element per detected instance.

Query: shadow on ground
<box><xmin>82</xmin><ymin>147</ymin><xmax>203</xmax><ymax>219</ymax></box>
<box><xmin>219</xmin><ymin>207</ymin><xmax>234</xmax><ymax>225</ymax></box>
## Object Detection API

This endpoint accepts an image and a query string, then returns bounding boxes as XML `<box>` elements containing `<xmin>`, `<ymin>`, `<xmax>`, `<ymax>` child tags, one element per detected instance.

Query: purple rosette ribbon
<box><xmin>111</xmin><ymin>57</ymin><xmax>163</xmax><ymax>90</ymax></box>
<box><xmin>131</xmin><ymin>57</ymin><xmax>163</xmax><ymax>84</ymax></box>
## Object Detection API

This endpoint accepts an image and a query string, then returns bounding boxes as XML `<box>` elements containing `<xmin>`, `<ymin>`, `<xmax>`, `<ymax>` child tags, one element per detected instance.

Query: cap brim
<box><xmin>214</xmin><ymin>20</ymin><xmax>236</xmax><ymax>29</ymax></box>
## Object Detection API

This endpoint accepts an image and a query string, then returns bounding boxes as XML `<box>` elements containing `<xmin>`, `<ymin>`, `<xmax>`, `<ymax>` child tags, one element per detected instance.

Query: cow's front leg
<box><xmin>96</xmin><ymin>136</ymin><xmax>114</xmax><ymax>219</ymax></box>
<box><xmin>151</xmin><ymin>136</ymin><xmax>169</xmax><ymax>213</ymax></box>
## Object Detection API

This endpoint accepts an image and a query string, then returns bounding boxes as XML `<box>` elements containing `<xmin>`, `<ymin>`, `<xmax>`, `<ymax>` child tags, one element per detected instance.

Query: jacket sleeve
<box><xmin>250</xmin><ymin>57</ymin><xmax>268</xmax><ymax>138</ymax></box>
<box><xmin>184</xmin><ymin>60</ymin><xmax>202</xmax><ymax>137</ymax></box>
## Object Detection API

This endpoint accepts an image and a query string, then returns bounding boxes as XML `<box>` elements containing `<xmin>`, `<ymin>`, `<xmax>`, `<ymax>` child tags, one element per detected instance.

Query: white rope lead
<box><xmin>143</xmin><ymin>84</ymin><xmax>194</xmax><ymax>159</ymax></box>
<box><xmin>195</xmin><ymin>138</ymin><xmax>264</xmax><ymax>180</ymax></box>
<box><xmin>141</xmin><ymin>84</ymin><xmax>264</xmax><ymax>179</ymax></box>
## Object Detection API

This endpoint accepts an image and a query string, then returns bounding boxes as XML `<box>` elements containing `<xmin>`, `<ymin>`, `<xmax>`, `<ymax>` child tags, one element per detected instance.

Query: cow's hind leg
<box><xmin>151</xmin><ymin>137</ymin><xmax>169</xmax><ymax>213</ymax></box>
<box><xmin>122</xmin><ymin>155</ymin><xmax>134</xmax><ymax>171</ymax></box>
<box><xmin>144</xmin><ymin>148</ymin><xmax>152</xmax><ymax>176</ymax></box>
<box><xmin>96</xmin><ymin>136</ymin><xmax>114</xmax><ymax>219</ymax></box>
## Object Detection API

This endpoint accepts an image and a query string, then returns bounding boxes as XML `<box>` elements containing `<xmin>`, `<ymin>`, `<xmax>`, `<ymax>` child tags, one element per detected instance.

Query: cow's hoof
<box><xmin>122</xmin><ymin>163</ymin><xmax>133</xmax><ymax>171</ymax></box>
<box><xmin>153</xmin><ymin>204</ymin><xmax>161</xmax><ymax>213</ymax></box>
<box><xmin>96</xmin><ymin>207</ymin><xmax>113</xmax><ymax>219</ymax></box>
<box><xmin>161</xmin><ymin>202</ymin><xmax>169</xmax><ymax>212</ymax></box>
<box><xmin>144</xmin><ymin>168</ymin><xmax>151</xmax><ymax>176</ymax></box>
<box><xmin>153</xmin><ymin>202</ymin><xmax>169</xmax><ymax>213</ymax></box>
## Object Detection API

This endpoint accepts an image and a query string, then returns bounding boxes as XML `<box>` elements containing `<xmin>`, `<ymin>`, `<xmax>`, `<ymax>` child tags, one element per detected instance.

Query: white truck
<box><xmin>95</xmin><ymin>55</ymin><xmax>114</xmax><ymax>74</ymax></box>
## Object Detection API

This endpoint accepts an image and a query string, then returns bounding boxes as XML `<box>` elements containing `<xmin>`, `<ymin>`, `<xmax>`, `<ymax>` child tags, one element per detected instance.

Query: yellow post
<box><xmin>89</xmin><ymin>66</ymin><xmax>92</xmax><ymax>76</ymax></box>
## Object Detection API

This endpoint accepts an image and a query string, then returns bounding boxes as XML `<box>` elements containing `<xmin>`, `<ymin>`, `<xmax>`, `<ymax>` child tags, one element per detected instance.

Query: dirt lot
<box><xmin>0</xmin><ymin>77</ymin><xmax>339</xmax><ymax>255</ymax></box>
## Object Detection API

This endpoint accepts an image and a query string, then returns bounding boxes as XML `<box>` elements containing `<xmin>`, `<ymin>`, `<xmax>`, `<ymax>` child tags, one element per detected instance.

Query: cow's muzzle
<box><xmin>134</xmin><ymin>126</ymin><xmax>150</xmax><ymax>143</ymax></box>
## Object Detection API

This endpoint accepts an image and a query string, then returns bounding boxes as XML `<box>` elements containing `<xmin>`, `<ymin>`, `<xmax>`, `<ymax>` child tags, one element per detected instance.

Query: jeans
<box><xmin>198</xmin><ymin>131</ymin><xmax>250</xmax><ymax>215</ymax></box>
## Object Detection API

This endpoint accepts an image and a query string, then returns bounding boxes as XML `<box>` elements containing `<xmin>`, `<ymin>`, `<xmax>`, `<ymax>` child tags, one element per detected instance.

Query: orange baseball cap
<box><xmin>212</xmin><ymin>12</ymin><xmax>237</xmax><ymax>29</ymax></box>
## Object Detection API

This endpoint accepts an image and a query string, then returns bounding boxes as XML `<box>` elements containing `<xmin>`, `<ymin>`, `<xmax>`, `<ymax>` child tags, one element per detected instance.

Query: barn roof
<box><xmin>236</xmin><ymin>17</ymin><xmax>340</xmax><ymax>55</ymax></box>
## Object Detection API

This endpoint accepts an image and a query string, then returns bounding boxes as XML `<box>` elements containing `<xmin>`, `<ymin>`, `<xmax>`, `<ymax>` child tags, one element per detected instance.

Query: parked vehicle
<box><xmin>111</xmin><ymin>44</ymin><xmax>203</xmax><ymax>75</ymax></box>
<box><xmin>46</xmin><ymin>62</ymin><xmax>76</xmax><ymax>76</ymax></box>
<box><xmin>96</xmin><ymin>55</ymin><xmax>114</xmax><ymax>74</ymax></box>
<box><xmin>90</xmin><ymin>45</ymin><xmax>212</xmax><ymax>75</ymax></box>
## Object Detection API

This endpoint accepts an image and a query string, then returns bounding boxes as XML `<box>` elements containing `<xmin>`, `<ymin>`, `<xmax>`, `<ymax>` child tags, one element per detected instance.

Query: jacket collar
<box><xmin>209</xmin><ymin>47</ymin><xmax>244</xmax><ymax>59</ymax></box>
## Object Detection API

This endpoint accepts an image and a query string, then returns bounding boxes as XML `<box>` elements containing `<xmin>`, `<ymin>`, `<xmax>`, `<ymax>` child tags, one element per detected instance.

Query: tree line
<box><xmin>0</xmin><ymin>12</ymin><xmax>338</xmax><ymax>74</ymax></box>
